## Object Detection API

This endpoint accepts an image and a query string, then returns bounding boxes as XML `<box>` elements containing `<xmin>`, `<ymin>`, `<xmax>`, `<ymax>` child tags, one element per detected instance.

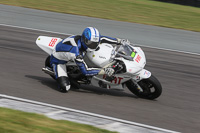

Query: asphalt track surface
<box><xmin>0</xmin><ymin>25</ymin><xmax>200</xmax><ymax>133</ymax></box>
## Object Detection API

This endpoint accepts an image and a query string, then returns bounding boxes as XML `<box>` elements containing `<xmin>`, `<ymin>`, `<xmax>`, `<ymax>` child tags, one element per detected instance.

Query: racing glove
<box><xmin>117</xmin><ymin>38</ymin><xmax>130</xmax><ymax>45</ymax></box>
<box><xmin>120</xmin><ymin>39</ymin><xmax>130</xmax><ymax>45</ymax></box>
<box><xmin>104</xmin><ymin>67</ymin><xmax>115</xmax><ymax>77</ymax></box>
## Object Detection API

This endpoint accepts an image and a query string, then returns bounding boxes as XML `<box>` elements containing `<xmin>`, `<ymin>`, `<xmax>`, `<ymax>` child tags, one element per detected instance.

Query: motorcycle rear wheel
<box><xmin>126</xmin><ymin>75</ymin><xmax>162</xmax><ymax>100</ymax></box>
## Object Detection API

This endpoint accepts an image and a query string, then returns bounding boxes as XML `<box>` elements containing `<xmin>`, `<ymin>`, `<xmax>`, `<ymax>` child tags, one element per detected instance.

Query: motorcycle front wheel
<box><xmin>126</xmin><ymin>75</ymin><xmax>162</xmax><ymax>100</ymax></box>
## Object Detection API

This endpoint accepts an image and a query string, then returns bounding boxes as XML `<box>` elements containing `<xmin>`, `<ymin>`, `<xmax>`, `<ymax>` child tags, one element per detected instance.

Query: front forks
<box><xmin>131</xmin><ymin>80</ymin><xmax>144</xmax><ymax>92</ymax></box>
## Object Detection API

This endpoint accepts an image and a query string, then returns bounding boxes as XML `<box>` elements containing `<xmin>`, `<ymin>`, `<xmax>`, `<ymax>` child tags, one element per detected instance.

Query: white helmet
<box><xmin>81</xmin><ymin>27</ymin><xmax>100</xmax><ymax>49</ymax></box>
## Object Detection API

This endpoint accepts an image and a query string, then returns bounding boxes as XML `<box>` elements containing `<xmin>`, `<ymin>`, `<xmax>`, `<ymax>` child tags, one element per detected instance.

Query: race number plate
<box><xmin>49</xmin><ymin>38</ymin><xmax>58</xmax><ymax>47</ymax></box>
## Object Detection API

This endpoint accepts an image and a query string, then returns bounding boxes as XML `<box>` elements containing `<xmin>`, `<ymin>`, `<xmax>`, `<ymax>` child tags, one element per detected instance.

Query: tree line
<box><xmin>154</xmin><ymin>0</ymin><xmax>200</xmax><ymax>7</ymax></box>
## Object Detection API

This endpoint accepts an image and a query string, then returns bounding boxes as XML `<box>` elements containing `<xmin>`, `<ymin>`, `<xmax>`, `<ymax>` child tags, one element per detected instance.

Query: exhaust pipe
<box><xmin>42</xmin><ymin>67</ymin><xmax>54</xmax><ymax>76</ymax></box>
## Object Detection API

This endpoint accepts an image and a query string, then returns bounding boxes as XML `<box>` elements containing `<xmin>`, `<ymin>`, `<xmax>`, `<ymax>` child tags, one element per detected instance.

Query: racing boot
<box><xmin>57</xmin><ymin>76</ymin><xmax>71</xmax><ymax>93</ymax></box>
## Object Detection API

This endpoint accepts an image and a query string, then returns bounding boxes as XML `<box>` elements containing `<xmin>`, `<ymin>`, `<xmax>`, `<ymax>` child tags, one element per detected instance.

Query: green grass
<box><xmin>0</xmin><ymin>107</ymin><xmax>117</xmax><ymax>133</ymax></box>
<box><xmin>0</xmin><ymin>0</ymin><xmax>200</xmax><ymax>32</ymax></box>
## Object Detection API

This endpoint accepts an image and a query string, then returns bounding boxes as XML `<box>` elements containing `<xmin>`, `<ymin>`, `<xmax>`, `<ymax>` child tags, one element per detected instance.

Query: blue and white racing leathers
<box><xmin>50</xmin><ymin>35</ymin><xmax>119</xmax><ymax>79</ymax></box>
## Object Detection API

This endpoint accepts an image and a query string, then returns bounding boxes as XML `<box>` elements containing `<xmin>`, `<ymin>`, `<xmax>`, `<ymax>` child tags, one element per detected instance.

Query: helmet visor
<box><xmin>85</xmin><ymin>40</ymin><xmax>99</xmax><ymax>49</ymax></box>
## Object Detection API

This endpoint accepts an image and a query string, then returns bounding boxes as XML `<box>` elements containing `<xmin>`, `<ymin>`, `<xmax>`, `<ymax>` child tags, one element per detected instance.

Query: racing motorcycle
<box><xmin>36</xmin><ymin>36</ymin><xmax>162</xmax><ymax>100</ymax></box>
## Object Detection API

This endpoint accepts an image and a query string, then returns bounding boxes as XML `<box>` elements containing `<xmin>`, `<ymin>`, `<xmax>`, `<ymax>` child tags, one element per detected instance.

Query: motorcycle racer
<box><xmin>50</xmin><ymin>27</ymin><xmax>128</xmax><ymax>92</ymax></box>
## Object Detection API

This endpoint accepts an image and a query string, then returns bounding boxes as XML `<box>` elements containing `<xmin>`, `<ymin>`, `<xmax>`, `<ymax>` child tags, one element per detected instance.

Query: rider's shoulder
<box><xmin>62</xmin><ymin>35</ymin><xmax>80</xmax><ymax>46</ymax></box>
<box><xmin>63</xmin><ymin>35</ymin><xmax>81</xmax><ymax>41</ymax></box>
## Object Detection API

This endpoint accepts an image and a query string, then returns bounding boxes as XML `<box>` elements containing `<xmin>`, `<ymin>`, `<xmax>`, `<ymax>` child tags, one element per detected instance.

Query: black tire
<box><xmin>45</xmin><ymin>56</ymin><xmax>56</xmax><ymax>79</ymax></box>
<box><xmin>45</xmin><ymin>56</ymin><xmax>51</xmax><ymax>67</ymax></box>
<box><xmin>126</xmin><ymin>75</ymin><xmax>162</xmax><ymax>100</ymax></box>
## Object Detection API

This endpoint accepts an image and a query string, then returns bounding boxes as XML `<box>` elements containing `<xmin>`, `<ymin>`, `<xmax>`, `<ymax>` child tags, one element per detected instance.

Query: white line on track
<box><xmin>0</xmin><ymin>23</ymin><xmax>199</xmax><ymax>56</ymax></box>
<box><xmin>135</xmin><ymin>44</ymin><xmax>200</xmax><ymax>56</ymax></box>
<box><xmin>0</xmin><ymin>45</ymin><xmax>43</xmax><ymax>53</ymax></box>
<box><xmin>45</xmin><ymin>110</ymin><xmax>67</xmax><ymax>116</ymax></box>
<box><xmin>0</xmin><ymin>94</ymin><xmax>180</xmax><ymax>133</ymax></box>
<box><xmin>0</xmin><ymin>23</ymin><xmax>72</xmax><ymax>35</ymax></box>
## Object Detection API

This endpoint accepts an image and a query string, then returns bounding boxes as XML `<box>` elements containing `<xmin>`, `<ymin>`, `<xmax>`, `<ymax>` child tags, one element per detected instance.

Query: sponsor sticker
<box><xmin>103</xmin><ymin>75</ymin><xmax>123</xmax><ymax>84</ymax></box>
<box><xmin>136</xmin><ymin>76</ymin><xmax>140</xmax><ymax>80</ymax></box>
<box><xmin>93</xmin><ymin>37</ymin><xmax>99</xmax><ymax>41</ymax></box>
<box><xmin>144</xmin><ymin>71</ymin><xmax>151</xmax><ymax>77</ymax></box>
<box><xmin>49</xmin><ymin>38</ymin><xmax>57</xmax><ymax>47</ymax></box>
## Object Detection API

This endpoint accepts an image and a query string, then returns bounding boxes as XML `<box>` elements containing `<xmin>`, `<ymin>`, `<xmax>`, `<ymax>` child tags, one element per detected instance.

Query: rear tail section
<box><xmin>36</xmin><ymin>36</ymin><xmax>62</xmax><ymax>55</ymax></box>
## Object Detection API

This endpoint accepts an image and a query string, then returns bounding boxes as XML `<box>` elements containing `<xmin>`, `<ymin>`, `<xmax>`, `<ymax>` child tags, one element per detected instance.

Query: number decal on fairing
<box><xmin>103</xmin><ymin>75</ymin><xmax>123</xmax><ymax>84</ymax></box>
<box><xmin>111</xmin><ymin>77</ymin><xmax>123</xmax><ymax>84</ymax></box>
<box><xmin>135</xmin><ymin>54</ymin><xmax>141</xmax><ymax>63</ymax></box>
<box><xmin>49</xmin><ymin>38</ymin><xmax>57</xmax><ymax>47</ymax></box>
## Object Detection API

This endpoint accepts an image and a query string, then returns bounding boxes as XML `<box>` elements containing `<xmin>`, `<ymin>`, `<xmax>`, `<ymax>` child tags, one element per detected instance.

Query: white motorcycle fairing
<box><xmin>36</xmin><ymin>36</ymin><xmax>62</xmax><ymax>55</ymax></box>
<box><xmin>86</xmin><ymin>43</ymin><xmax>113</xmax><ymax>68</ymax></box>
<box><xmin>86</xmin><ymin>43</ymin><xmax>151</xmax><ymax>90</ymax></box>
